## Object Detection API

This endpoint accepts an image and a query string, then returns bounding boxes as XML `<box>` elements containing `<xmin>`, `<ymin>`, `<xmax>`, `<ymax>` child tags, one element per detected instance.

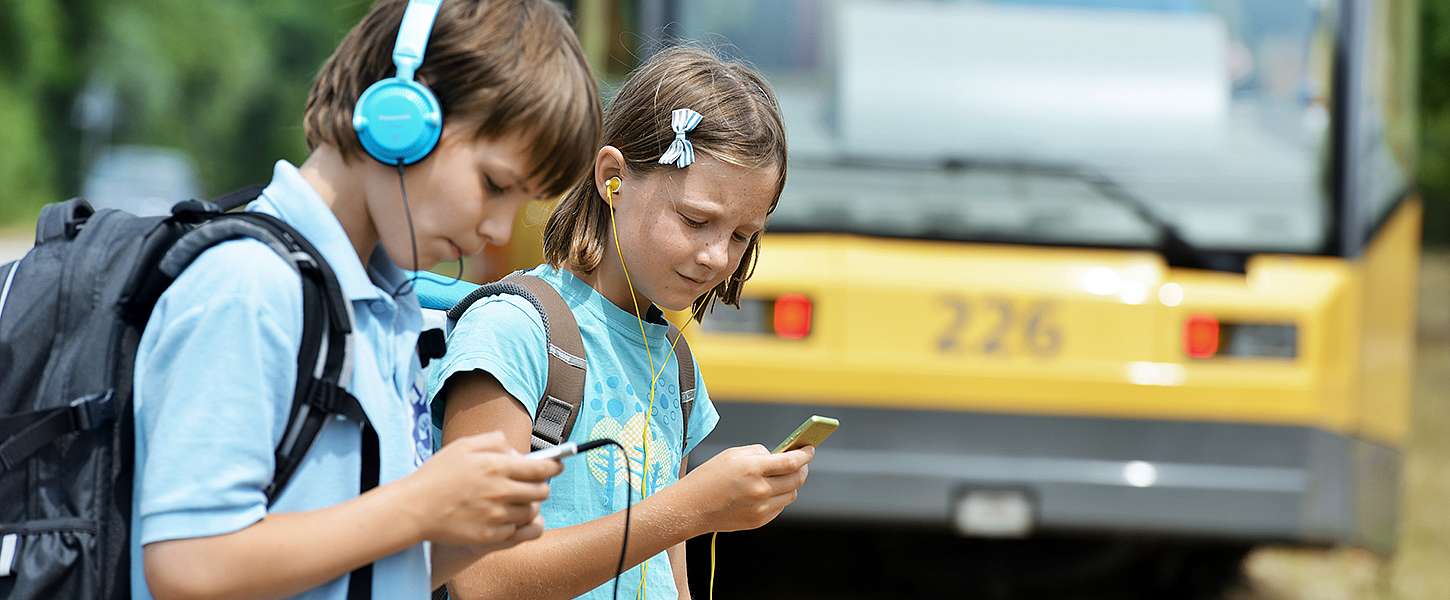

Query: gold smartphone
<box><xmin>772</xmin><ymin>415</ymin><xmax>840</xmax><ymax>453</ymax></box>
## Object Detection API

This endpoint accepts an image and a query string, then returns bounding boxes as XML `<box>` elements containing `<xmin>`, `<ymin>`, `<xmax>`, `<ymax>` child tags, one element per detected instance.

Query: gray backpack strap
<box><xmin>670</xmin><ymin>323</ymin><xmax>697</xmax><ymax>452</ymax></box>
<box><xmin>447</xmin><ymin>273</ymin><xmax>587</xmax><ymax>451</ymax></box>
<box><xmin>513</xmin><ymin>276</ymin><xmax>587</xmax><ymax>450</ymax></box>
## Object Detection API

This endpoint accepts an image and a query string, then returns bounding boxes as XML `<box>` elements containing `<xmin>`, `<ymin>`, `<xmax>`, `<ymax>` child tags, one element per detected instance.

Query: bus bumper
<box><xmin>693</xmin><ymin>402</ymin><xmax>1399</xmax><ymax>554</ymax></box>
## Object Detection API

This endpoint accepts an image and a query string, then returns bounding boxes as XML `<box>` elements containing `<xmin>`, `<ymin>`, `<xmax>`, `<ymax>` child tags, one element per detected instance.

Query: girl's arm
<box><xmin>143</xmin><ymin>432</ymin><xmax>559</xmax><ymax>600</ymax></box>
<box><xmin>439</xmin><ymin>371</ymin><xmax>813</xmax><ymax>600</ymax></box>
<box><xmin>430</xmin><ymin>523</ymin><xmax>545</xmax><ymax>591</ymax></box>
<box><xmin>669</xmin><ymin>461</ymin><xmax>692</xmax><ymax>600</ymax></box>
<box><xmin>668</xmin><ymin>542</ymin><xmax>691</xmax><ymax>600</ymax></box>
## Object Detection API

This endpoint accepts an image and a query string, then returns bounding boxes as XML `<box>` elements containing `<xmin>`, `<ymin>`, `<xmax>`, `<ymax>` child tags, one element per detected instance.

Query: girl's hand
<box><xmin>678</xmin><ymin>444</ymin><xmax>814</xmax><ymax>533</ymax></box>
<box><xmin>402</xmin><ymin>431</ymin><xmax>562</xmax><ymax>547</ymax></box>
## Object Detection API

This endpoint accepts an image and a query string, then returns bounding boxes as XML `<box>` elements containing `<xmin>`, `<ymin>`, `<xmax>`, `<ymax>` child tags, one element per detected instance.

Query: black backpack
<box><xmin>0</xmin><ymin>189</ymin><xmax>384</xmax><ymax>599</ymax></box>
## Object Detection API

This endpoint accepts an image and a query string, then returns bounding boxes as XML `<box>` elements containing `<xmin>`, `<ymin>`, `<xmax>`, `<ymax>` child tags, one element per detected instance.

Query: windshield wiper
<box><xmin>808</xmin><ymin>155</ymin><xmax>1224</xmax><ymax>270</ymax></box>
<box><xmin>977</xmin><ymin>159</ymin><xmax>1214</xmax><ymax>271</ymax></box>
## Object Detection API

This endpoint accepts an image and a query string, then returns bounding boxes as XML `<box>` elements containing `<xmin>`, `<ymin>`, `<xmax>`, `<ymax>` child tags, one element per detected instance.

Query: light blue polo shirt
<box><xmin>130</xmin><ymin>161</ymin><xmax>432</xmax><ymax>599</ymax></box>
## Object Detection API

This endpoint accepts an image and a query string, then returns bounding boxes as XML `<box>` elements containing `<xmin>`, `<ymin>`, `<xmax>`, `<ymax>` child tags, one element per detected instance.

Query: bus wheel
<box><xmin>1138</xmin><ymin>543</ymin><xmax>1251</xmax><ymax>599</ymax></box>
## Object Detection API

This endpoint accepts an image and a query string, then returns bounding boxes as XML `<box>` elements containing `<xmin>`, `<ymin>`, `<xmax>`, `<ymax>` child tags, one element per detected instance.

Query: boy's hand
<box><xmin>680</xmin><ymin>444</ymin><xmax>814</xmax><ymax>534</ymax></box>
<box><xmin>402</xmin><ymin>431</ymin><xmax>562</xmax><ymax>547</ymax></box>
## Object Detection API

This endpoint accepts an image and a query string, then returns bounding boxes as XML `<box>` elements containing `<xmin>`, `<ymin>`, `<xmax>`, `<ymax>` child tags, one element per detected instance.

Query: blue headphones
<box><xmin>353</xmin><ymin>0</ymin><xmax>444</xmax><ymax>166</ymax></box>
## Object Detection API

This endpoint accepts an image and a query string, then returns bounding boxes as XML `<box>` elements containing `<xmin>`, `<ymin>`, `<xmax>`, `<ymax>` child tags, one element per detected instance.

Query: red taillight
<box><xmin>772</xmin><ymin>294</ymin><xmax>813</xmax><ymax>340</ymax></box>
<box><xmin>1184</xmin><ymin>315</ymin><xmax>1220</xmax><ymax>359</ymax></box>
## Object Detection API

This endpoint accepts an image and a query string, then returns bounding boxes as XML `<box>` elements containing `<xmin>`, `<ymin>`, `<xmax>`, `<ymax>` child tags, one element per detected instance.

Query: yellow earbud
<box><xmin>605</xmin><ymin>177</ymin><xmax>621</xmax><ymax>205</ymax></box>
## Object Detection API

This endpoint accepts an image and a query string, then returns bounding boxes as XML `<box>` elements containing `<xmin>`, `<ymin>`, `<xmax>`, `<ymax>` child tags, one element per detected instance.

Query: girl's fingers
<box><xmin>758</xmin><ymin>447</ymin><xmax>813</xmax><ymax>477</ymax></box>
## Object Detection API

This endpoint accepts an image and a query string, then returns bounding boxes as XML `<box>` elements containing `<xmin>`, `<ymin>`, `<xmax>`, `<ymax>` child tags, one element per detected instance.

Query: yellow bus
<box><xmin>499</xmin><ymin>0</ymin><xmax>1418</xmax><ymax>593</ymax></box>
<box><xmin>574</xmin><ymin>0</ymin><xmax>1421</xmax><ymax>587</ymax></box>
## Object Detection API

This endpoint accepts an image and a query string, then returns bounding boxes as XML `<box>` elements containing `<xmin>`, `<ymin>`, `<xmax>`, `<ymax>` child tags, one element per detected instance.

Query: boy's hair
<box><xmin>304</xmin><ymin>0</ymin><xmax>602</xmax><ymax>197</ymax></box>
<box><xmin>544</xmin><ymin>46</ymin><xmax>788</xmax><ymax>318</ymax></box>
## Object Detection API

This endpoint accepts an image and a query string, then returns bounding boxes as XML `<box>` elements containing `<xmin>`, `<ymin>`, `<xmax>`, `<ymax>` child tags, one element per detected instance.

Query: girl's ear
<box><xmin>594</xmin><ymin>146</ymin><xmax>626</xmax><ymax>205</ymax></box>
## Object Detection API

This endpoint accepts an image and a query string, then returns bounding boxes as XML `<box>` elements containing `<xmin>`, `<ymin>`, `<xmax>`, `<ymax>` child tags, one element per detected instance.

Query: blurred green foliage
<box><xmin>0</xmin><ymin>0</ymin><xmax>369</xmax><ymax>225</ymax></box>
<box><xmin>1420</xmin><ymin>0</ymin><xmax>1450</xmax><ymax>244</ymax></box>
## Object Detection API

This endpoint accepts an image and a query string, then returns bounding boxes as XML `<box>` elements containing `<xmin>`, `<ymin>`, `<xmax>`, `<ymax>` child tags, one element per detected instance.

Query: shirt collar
<box><xmin>250</xmin><ymin>160</ymin><xmax>413</xmax><ymax>306</ymax></box>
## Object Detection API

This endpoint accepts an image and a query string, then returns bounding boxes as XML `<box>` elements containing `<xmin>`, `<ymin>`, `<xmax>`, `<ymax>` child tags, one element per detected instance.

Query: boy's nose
<box><xmin>478</xmin><ymin>208</ymin><xmax>517</xmax><ymax>248</ymax></box>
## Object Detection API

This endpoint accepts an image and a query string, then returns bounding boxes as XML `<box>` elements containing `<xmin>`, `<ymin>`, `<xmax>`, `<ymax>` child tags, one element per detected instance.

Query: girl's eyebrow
<box><xmin>676</xmin><ymin>196</ymin><xmax>767</xmax><ymax>232</ymax></box>
<box><xmin>672</xmin><ymin>195</ymin><xmax>720</xmax><ymax>217</ymax></box>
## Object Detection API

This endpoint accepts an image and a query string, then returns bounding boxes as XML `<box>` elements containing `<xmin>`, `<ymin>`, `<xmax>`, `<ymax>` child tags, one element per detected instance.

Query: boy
<box><xmin>130</xmin><ymin>1</ymin><xmax>602</xmax><ymax>597</ymax></box>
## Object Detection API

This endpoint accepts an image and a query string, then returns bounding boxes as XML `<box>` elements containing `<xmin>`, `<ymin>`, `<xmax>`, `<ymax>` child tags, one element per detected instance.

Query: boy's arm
<box><xmin>669</xmin><ymin>461</ymin><xmax>692</xmax><ymax>600</ymax></box>
<box><xmin>143</xmin><ymin>431</ymin><xmax>556</xmax><ymax>600</ymax></box>
<box><xmin>135</xmin><ymin>247</ymin><xmax>559</xmax><ymax>599</ymax></box>
<box><xmin>144</xmin><ymin>481</ymin><xmax>424</xmax><ymax>600</ymax></box>
<box><xmin>438</xmin><ymin>371</ymin><xmax>812</xmax><ymax>600</ymax></box>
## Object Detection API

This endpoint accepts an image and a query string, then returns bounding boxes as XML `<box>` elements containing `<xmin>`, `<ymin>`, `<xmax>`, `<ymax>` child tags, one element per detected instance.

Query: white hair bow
<box><xmin>657</xmin><ymin>108</ymin><xmax>703</xmax><ymax>168</ymax></box>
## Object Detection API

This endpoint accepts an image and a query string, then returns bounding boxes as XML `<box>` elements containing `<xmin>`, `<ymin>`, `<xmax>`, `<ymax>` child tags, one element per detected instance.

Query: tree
<box><xmin>0</xmin><ymin>0</ymin><xmax>367</xmax><ymax>226</ymax></box>
<box><xmin>1420</xmin><ymin>0</ymin><xmax>1450</xmax><ymax>244</ymax></box>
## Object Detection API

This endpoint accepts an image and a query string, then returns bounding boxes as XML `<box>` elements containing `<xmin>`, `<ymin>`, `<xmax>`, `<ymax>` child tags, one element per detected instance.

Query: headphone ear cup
<box><xmin>354</xmin><ymin>77</ymin><xmax>443</xmax><ymax>165</ymax></box>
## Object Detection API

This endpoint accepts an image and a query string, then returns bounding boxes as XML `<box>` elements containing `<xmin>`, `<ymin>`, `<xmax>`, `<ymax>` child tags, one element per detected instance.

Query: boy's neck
<box><xmin>570</xmin><ymin>257</ymin><xmax>655</xmax><ymax>320</ymax></box>
<box><xmin>299</xmin><ymin>145</ymin><xmax>379</xmax><ymax>266</ymax></box>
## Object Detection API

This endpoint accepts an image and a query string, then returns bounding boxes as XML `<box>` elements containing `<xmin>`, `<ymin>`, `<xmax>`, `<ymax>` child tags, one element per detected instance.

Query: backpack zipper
<box><xmin>0</xmin><ymin>533</ymin><xmax>15</xmax><ymax>577</ymax></box>
<box><xmin>0</xmin><ymin>259</ymin><xmax>19</xmax><ymax>328</ymax></box>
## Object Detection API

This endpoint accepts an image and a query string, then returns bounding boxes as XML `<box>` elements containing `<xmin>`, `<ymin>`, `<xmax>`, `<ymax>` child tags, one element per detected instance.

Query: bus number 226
<box><xmin>937</xmin><ymin>296</ymin><xmax>1062</xmax><ymax>357</ymax></box>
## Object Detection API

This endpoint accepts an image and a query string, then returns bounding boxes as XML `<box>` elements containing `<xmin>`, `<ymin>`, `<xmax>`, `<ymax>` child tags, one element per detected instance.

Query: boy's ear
<box><xmin>594</xmin><ymin>146</ymin><xmax>626</xmax><ymax>204</ymax></box>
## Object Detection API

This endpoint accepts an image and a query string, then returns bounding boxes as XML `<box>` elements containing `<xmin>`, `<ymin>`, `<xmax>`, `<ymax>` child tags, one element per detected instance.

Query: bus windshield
<box><xmin>671</xmin><ymin>0</ymin><xmax>1336</xmax><ymax>253</ymax></box>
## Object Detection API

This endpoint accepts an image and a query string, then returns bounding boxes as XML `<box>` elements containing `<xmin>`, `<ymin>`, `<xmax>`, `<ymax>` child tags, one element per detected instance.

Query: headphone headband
<box><xmin>392</xmin><ymin>0</ymin><xmax>442</xmax><ymax>81</ymax></box>
<box><xmin>353</xmin><ymin>0</ymin><xmax>445</xmax><ymax>166</ymax></box>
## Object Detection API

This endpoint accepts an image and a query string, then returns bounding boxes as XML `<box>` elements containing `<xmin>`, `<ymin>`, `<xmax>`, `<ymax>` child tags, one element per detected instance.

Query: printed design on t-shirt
<box><xmin>583</xmin><ymin>375</ymin><xmax>680</xmax><ymax>510</ymax></box>
<box><xmin>410</xmin><ymin>377</ymin><xmax>432</xmax><ymax>466</ymax></box>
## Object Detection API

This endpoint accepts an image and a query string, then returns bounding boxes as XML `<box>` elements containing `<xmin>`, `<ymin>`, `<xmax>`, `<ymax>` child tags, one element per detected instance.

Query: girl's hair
<box><xmin>304</xmin><ymin>0</ymin><xmax>601</xmax><ymax>197</ymax></box>
<box><xmin>543</xmin><ymin>46</ymin><xmax>788</xmax><ymax>318</ymax></box>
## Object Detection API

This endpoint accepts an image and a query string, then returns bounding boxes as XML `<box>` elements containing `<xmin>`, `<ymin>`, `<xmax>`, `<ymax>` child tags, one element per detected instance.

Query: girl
<box><xmin>428</xmin><ymin>46</ymin><xmax>812</xmax><ymax>600</ymax></box>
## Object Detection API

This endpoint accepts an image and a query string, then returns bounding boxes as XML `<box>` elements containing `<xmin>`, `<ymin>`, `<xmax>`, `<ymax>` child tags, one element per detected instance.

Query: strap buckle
<box><xmin>169</xmin><ymin>199</ymin><xmax>222</xmax><ymax>223</ymax></box>
<box><xmin>304</xmin><ymin>380</ymin><xmax>339</xmax><ymax>414</ymax></box>
<box><xmin>304</xmin><ymin>380</ymin><xmax>367</xmax><ymax>423</ymax></box>
<box><xmin>68</xmin><ymin>391</ymin><xmax>115</xmax><ymax>431</ymax></box>
<box><xmin>532</xmin><ymin>396</ymin><xmax>572</xmax><ymax>448</ymax></box>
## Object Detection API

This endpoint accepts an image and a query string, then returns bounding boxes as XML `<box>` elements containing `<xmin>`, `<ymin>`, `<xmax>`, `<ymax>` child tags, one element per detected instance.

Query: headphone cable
<box><xmin>394</xmin><ymin>161</ymin><xmax>420</xmax><ymax>297</ymax></box>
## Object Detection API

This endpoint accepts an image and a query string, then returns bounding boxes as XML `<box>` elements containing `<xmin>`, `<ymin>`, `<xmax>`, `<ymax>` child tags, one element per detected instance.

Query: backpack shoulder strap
<box><xmin>217</xmin><ymin>213</ymin><xmax>368</xmax><ymax>503</ymax></box>
<box><xmin>207</xmin><ymin>212</ymin><xmax>381</xmax><ymax>600</ymax></box>
<box><xmin>156</xmin><ymin>208</ymin><xmax>370</xmax><ymax>505</ymax></box>
<box><xmin>448</xmin><ymin>273</ymin><xmax>587</xmax><ymax>451</ymax></box>
<box><xmin>670</xmin><ymin>323</ymin><xmax>697</xmax><ymax>453</ymax></box>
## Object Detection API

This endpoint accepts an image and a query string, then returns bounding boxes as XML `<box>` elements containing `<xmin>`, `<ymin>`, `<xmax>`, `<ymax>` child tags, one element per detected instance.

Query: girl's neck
<box><xmin>570</xmin><ymin>253</ymin><xmax>654</xmax><ymax>319</ymax></box>
<box><xmin>299</xmin><ymin>145</ymin><xmax>379</xmax><ymax>265</ymax></box>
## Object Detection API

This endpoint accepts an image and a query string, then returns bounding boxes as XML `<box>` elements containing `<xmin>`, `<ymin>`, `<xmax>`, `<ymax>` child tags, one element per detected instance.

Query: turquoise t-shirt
<box><xmin>426</xmin><ymin>264</ymin><xmax>719</xmax><ymax>600</ymax></box>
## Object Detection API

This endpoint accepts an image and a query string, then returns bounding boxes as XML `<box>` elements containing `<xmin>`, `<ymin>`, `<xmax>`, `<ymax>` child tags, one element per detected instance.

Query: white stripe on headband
<box><xmin>657</xmin><ymin>108</ymin><xmax>703</xmax><ymax>168</ymax></box>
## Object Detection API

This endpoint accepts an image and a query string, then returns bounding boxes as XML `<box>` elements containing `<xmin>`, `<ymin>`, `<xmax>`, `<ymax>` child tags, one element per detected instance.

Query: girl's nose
<box><xmin>697</xmin><ymin>234</ymin><xmax>730</xmax><ymax>273</ymax></box>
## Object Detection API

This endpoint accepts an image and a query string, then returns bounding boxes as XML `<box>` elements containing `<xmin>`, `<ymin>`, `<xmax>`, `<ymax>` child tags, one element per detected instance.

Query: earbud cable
<box><xmin>607</xmin><ymin>182</ymin><xmax>704</xmax><ymax>600</ymax></box>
